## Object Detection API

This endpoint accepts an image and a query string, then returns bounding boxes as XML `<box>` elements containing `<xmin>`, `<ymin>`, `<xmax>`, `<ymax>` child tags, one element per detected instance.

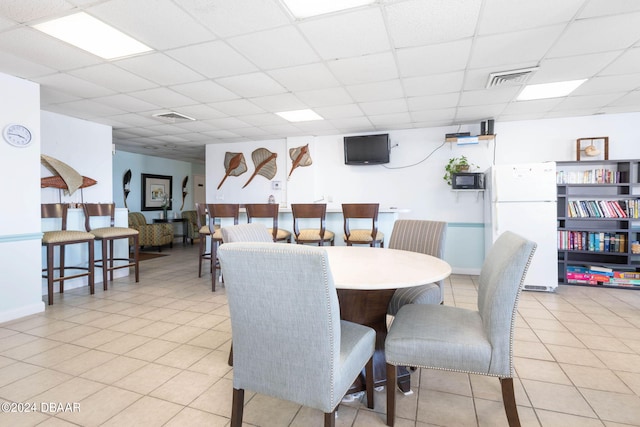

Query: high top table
<box><xmin>324</xmin><ymin>246</ymin><xmax>452</xmax><ymax>394</ymax></box>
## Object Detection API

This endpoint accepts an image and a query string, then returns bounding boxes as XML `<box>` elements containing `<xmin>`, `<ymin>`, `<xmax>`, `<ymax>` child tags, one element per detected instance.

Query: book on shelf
<box><xmin>586</xmin><ymin>265</ymin><xmax>614</xmax><ymax>275</ymax></box>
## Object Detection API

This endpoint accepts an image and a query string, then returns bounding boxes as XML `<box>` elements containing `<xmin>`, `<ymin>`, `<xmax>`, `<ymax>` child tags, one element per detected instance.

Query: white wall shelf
<box><xmin>451</xmin><ymin>189</ymin><xmax>484</xmax><ymax>202</ymax></box>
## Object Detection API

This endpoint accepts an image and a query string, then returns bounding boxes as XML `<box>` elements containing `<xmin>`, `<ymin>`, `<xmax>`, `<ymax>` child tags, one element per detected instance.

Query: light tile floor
<box><xmin>1</xmin><ymin>243</ymin><xmax>640</xmax><ymax>426</ymax></box>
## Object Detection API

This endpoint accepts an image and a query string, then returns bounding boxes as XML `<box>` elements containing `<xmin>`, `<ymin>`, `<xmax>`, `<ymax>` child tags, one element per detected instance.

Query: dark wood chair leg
<box><xmin>386</xmin><ymin>363</ymin><xmax>396</xmax><ymax>427</ymax></box>
<box><xmin>46</xmin><ymin>244</ymin><xmax>54</xmax><ymax>305</ymax></box>
<box><xmin>101</xmin><ymin>239</ymin><xmax>108</xmax><ymax>290</ymax></box>
<box><xmin>500</xmin><ymin>377</ymin><xmax>521</xmax><ymax>427</ymax></box>
<box><xmin>324</xmin><ymin>410</ymin><xmax>336</xmax><ymax>427</ymax></box>
<box><xmin>228</xmin><ymin>343</ymin><xmax>233</xmax><ymax>367</ymax></box>
<box><xmin>231</xmin><ymin>388</ymin><xmax>244</xmax><ymax>427</ymax></box>
<box><xmin>132</xmin><ymin>235</ymin><xmax>139</xmax><ymax>282</ymax></box>
<box><xmin>198</xmin><ymin>235</ymin><xmax>205</xmax><ymax>277</ymax></box>
<box><xmin>365</xmin><ymin>357</ymin><xmax>374</xmax><ymax>409</ymax></box>
<box><xmin>109</xmin><ymin>239</ymin><xmax>115</xmax><ymax>281</ymax></box>
<box><xmin>59</xmin><ymin>244</ymin><xmax>65</xmax><ymax>293</ymax></box>
<box><xmin>87</xmin><ymin>240</ymin><xmax>95</xmax><ymax>295</ymax></box>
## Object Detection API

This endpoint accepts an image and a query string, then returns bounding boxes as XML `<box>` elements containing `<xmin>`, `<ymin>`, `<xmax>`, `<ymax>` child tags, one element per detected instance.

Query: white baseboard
<box><xmin>0</xmin><ymin>301</ymin><xmax>45</xmax><ymax>324</ymax></box>
<box><xmin>452</xmin><ymin>267</ymin><xmax>481</xmax><ymax>276</ymax></box>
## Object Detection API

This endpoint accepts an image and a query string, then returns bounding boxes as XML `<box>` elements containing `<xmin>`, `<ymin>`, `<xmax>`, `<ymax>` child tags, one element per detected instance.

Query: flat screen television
<box><xmin>344</xmin><ymin>134</ymin><xmax>390</xmax><ymax>165</ymax></box>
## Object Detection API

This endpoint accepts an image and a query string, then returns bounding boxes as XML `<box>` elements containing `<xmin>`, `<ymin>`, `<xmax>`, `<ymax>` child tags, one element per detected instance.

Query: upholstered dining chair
<box><xmin>245</xmin><ymin>203</ymin><xmax>292</xmax><ymax>243</ymax></box>
<box><xmin>384</xmin><ymin>231</ymin><xmax>536</xmax><ymax>427</ymax></box>
<box><xmin>291</xmin><ymin>203</ymin><xmax>335</xmax><ymax>246</ymax></box>
<box><xmin>41</xmin><ymin>203</ymin><xmax>95</xmax><ymax>305</ymax></box>
<box><xmin>218</xmin><ymin>242</ymin><xmax>375</xmax><ymax>427</ymax></box>
<box><xmin>387</xmin><ymin>220</ymin><xmax>447</xmax><ymax>316</ymax></box>
<box><xmin>83</xmin><ymin>203</ymin><xmax>139</xmax><ymax>289</ymax></box>
<box><xmin>342</xmin><ymin>203</ymin><xmax>384</xmax><ymax>247</ymax></box>
<box><xmin>206</xmin><ymin>203</ymin><xmax>240</xmax><ymax>291</ymax></box>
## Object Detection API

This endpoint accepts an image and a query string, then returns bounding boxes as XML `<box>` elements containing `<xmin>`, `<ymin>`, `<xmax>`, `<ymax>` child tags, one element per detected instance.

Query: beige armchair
<box><xmin>128</xmin><ymin>212</ymin><xmax>174</xmax><ymax>251</ymax></box>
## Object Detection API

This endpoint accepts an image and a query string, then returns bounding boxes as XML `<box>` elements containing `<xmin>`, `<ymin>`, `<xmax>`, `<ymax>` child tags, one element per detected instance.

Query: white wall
<box><xmin>205</xmin><ymin>112</ymin><xmax>640</xmax><ymax>273</ymax></box>
<box><xmin>41</xmin><ymin>111</ymin><xmax>113</xmax><ymax>204</ymax></box>
<box><xmin>0</xmin><ymin>73</ymin><xmax>44</xmax><ymax>322</ymax></box>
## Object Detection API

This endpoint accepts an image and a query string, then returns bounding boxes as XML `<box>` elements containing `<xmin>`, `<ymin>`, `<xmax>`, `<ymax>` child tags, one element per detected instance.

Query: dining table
<box><xmin>324</xmin><ymin>246</ymin><xmax>452</xmax><ymax>394</ymax></box>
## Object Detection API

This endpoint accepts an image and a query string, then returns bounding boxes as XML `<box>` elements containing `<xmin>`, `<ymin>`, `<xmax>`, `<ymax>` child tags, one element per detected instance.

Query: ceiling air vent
<box><xmin>486</xmin><ymin>66</ymin><xmax>539</xmax><ymax>89</ymax></box>
<box><xmin>152</xmin><ymin>111</ymin><xmax>196</xmax><ymax>122</ymax></box>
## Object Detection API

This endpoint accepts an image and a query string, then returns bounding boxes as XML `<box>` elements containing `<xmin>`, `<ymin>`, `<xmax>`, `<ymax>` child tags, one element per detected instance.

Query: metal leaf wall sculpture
<box><xmin>123</xmin><ymin>169</ymin><xmax>132</xmax><ymax>209</ymax></box>
<box><xmin>243</xmin><ymin>148</ymin><xmax>277</xmax><ymax>188</ymax></box>
<box><xmin>217</xmin><ymin>152</ymin><xmax>247</xmax><ymax>189</ymax></box>
<box><xmin>40</xmin><ymin>154</ymin><xmax>97</xmax><ymax>196</ymax></box>
<box><xmin>288</xmin><ymin>144</ymin><xmax>312</xmax><ymax>178</ymax></box>
<box><xmin>180</xmin><ymin>176</ymin><xmax>188</xmax><ymax>210</ymax></box>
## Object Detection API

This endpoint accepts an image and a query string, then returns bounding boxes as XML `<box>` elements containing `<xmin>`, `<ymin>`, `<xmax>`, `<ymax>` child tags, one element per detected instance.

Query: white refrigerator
<box><xmin>484</xmin><ymin>162</ymin><xmax>558</xmax><ymax>292</ymax></box>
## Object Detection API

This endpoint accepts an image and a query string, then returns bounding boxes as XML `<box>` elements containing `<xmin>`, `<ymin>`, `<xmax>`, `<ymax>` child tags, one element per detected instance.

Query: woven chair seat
<box><xmin>269</xmin><ymin>228</ymin><xmax>291</xmax><ymax>241</ymax></box>
<box><xmin>42</xmin><ymin>230</ymin><xmax>95</xmax><ymax>244</ymax></box>
<box><xmin>344</xmin><ymin>229</ymin><xmax>384</xmax><ymax>242</ymax></box>
<box><xmin>298</xmin><ymin>229</ymin><xmax>335</xmax><ymax>241</ymax></box>
<box><xmin>90</xmin><ymin>227</ymin><xmax>138</xmax><ymax>239</ymax></box>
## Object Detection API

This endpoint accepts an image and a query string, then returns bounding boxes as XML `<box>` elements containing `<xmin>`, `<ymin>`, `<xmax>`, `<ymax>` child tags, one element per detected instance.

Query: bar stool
<box><xmin>83</xmin><ymin>203</ymin><xmax>139</xmax><ymax>289</ymax></box>
<box><xmin>291</xmin><ymin>203</ymin><xmax>335</xmax><ymax>246</ymax></box>
<box><xmin>41</xmin><ymin>203</ymin><xmax>95</xmax><ymax>305</ymax></box>
<box><xmin>207</xmin><ymin>203</ymin><xmax>240</xmax><ymax>291</ymax></box>
<box><xmin>245</xmin><ymin>203</ymin><xmax>292</xmax><ymax>243</ymax></box>
<box><xmin>196</xmin><ymin>203</ymin><xmax>211</xmax><ymax>278</ymax></box>
<box><xmin>342</xmin><ymin>203</ymin><xmax>384</xmax><ymax>247</ymax></box>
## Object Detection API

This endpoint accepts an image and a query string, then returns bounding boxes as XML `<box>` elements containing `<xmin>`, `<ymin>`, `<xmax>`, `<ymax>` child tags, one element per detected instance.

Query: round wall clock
<box><xmin>3</xmin><ymin>124</ymin><xmax>32</xmax><ymax>147</ymax></box>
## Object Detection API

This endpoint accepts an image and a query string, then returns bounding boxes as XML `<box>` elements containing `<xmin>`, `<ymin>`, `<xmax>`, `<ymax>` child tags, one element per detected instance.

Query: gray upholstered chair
<box><xmin>387</xmin><ymin>220</ymin><xmax>447</xmax><ymax>316</ymax></box>
<box><xmin>385</xmin><ymin>231</ymin><xmax>536</xmax><ymax>427</ymax></box>
<box><xmin>218</xmin><ymin>242</ymin><xmax>376</xmax><ymax>427</ymax></box>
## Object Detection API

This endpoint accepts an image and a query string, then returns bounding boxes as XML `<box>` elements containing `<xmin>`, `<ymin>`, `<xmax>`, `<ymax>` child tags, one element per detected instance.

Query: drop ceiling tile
<box><xmin>108</xmin><ymin>113</ymin><xmax>160</xmax><ymax>128</ymax></box>
<box><xmin>554</xmin><ymin>93</ymin><xmax>624</xmax><ymax>110</ymax></box>
<box><xmin>129</xmin><ymin>87</ymin><xmax>197</xmax><ymax>108</ymax></box>
<box><xmin>115</xmin><ymin>53</ymin><xmax>204</xmax><ymax>86</ymax></box>
<box><xmin>0</xmin><ymin>15</ymin><xmax>15</xmax><ymax>31</ymax></box>
<box><xmin>460</xmin><ymin>86</ymin><xmax>520</xmax><ymax>106</ymax></box>
<box><xmin>548</xmin><ymin>13</ymin><xmax>640</xmax><ymax>57</ymax></box>
<box><xmin>385</xmin><ymin>0</ymin><xmax>481</xmax><ymax>48</ymax></box>
<box><xmin>530</xmin><ymin>51</ymin><xmax>621</xmax><ymax>83</ymax></box>
<box><xmin>346</xmin><ymin>80</ymin><xmax>404</xmax><ymax>103</ymax></box>
<box><xmin>294</xmin><ymin>120</ymin><xmax>339</xmax><ymax>134</ymax></box>
<box><xmin>295</xmin><ymin>87</ymin><xmax>353</xmax><ymax>108</ymax></box>
<box><xmin>170</xmin><ymin>81</ymin><xmax>239</xmax><ymax>103</ymax></box>
<box><xmin>95</xmin><ymin>94</ymin><xmax>159</xmax><ymax>112</ymax></box>
<box><xmin>248</xmin><ymin>93</ymin><xmax>307</xmax><ymax>112</ymax></box>
<box><xmin>500</xmin><ymin>98</ymin><xmax>564</xmax><ymax>115</ymax></box>
<box><xmin>329</xmin><ymin>117</ymin><xmax>374</xmax><ymax>132</ymax></box>
<box><xmin>573</xmin><ymin>74</ymin><xmax>640</xmax><ymax>95</ymax></box>
<box><xmin>53</xmin><ymin>99</ymin><xmax>127</xmax><ymax>118</ymax></box>
<box><xmin>403</xmin><ymin>72</ymin><xmax>465</xmax><ymax>97</ymax></box>
<box><xmin>407</xmin><ymin>93</ymin><xmax>459</xmax><ymax>111</ymax></box>
<box><xmin>40</xmin><ymin>87</ymin><xmax>81</xmax><ymax>105</ymax></box>
<box><xmin>470</xmin><ymin>25</ymin><xmax>565</xmax><ymax>69</ymax></box>
<box><xmin>455</xmin><ymin>104</ymin><xmax>505</xmax><ymax>121</ymax></box>
<box><xmin>236</xmin><ymin>113</ymin><xmax>288</xmax><ymax>127</ymax></box>
<box><xmin>174</xmin><ymin>104</ymin><xmax>227</xmax><ymax>120</ymax></box>
<box><xmin>327</xmin><ymin>52</ymin><xmax>398</xmax><ymax>85</ymax></box>
<box><xmin>144</xmin><ymin>123</ymin><xmax>191</xmax><ymax>135</ymax></box>
<box><xmin>215</xmin><ymin>72</ymin><xmax>287</xmax><ymax>98</ymax></box>
<box><xmin>208</xmin><ymin>99</ymin><xmax>265</xmax><ymax>116</ymax></box>
<box><xmin>228</xmin><ymin>26</ymin><xmax>319</xmax><ymax>70</ymax></box>
<box><xmin>231</xmin><ymin>127</ymin><xmax>272</xmax><ymax>138</ymax></box>
<box><xmin>0</xmin><ymin>0</ymin><xmax>73</xmax><ymax>23</ymax></box>
<box><xmin>172</xmin><ymin>120</ymin><xmax>222</xmax><ymax>133</ymax></box>
<box><xmin>205</xmin><ymin>117</ymin><xmax>253</xmax><ymax>130</ymax></box>
<box><xmin>70</xmin><ymin>63</ymin><xmax>157</xmax><ymax>93</ymax></box>
<box><xmin>359</xmin><ymin>99</ymin><xmax>408</xmax><ymax>116</ymax></box>
<box><xmin>35</xmin><ymin>73</ymin><xmax>116</xmax><ymax>98</ymax></box>
<box><xmin>606</xmin><ymin>90</ymin><xmax>640</xmax><ymax>107</ymax></box>
<box><xmin>314</xmin><ymin>104</ymin><xmax>364</xmax><ymax>119</ymax></box>
<box><xmin>578</xmin><ymin>0</ymin><xmax>640</xmax><ymax>18</ymax></box>
<box><xmin>204</xmin><ymin>128</ymin><xmax>245</xmax><ymax>138</ymax></box>
<box><xmin>410</xmin><ymin>108</ymin><xmax>456</xmax><ymax>123</ymax></box>
<box><xmin>0</xmin><ymin>51</ymin><xmax>56</xmax><ymax>78</ymax></box>
<box><xmin>174</xmin><ymin>0</ymin><xmax>290</xmax><ymax>38</ymax></box>
<box><xmin>260</xmin><ymin>123</ymin><xmax>306</xmax><ymax>135</ymax></box>
<box><xmin>298</xmin><ymin>8</ymin><xmax>390</xmax><ymax>60</ymax></box>
<box><xmin>463</xmin><ymin>63</ymin><xmax>534</xmax><ymax>91</ymax></box>
<box><xmin>478</xmin><ymin>0</ymin><xmax>582</xmax><ymax>35</ymax></box>
<box><xmin>397</xmin><ymin>39</ymin><xmax>472</xmax><ymax>77</ymax></box>
<box><xmin>600</xmin><ymin>48</ymin><xmax>640</xmax><ymax>75</ymax></box>
<box><xmin>0</xmin><ymin>27</ymin><xmax>101</xmax><ymax>70</ymax></box>
<box><xmin>368</xmin><ymin>112</ymin><xmax>412</xmax><ymax>127</ymax></box>
<box><xmin>89</xmin><ymin>0</ymin><xmax>214</xmax><ymax>50</ymax></box>
<box><xmin>267</xmin><ymin>63</ymin><xmax>340</xmax><ymax>91</ymax></box>
<box><xmin>173</xmin><ymin>132</ymin><xmax>213</xmax><ymax>142</ymax></box>
<box><xmin>166</xmin><ymin>41</ymin><xmax>257</xmax><ymax>78</ymax></box>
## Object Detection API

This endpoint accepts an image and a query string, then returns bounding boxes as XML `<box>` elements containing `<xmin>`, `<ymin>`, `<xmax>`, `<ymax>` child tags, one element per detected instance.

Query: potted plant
<box><xmin>443</xmin><ymin>155</ymin><xmax>478</xmax><ymax>185</ymax></box>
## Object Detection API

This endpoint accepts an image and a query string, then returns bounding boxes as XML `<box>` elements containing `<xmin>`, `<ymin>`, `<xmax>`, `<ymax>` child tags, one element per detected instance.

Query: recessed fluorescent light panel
<box><xmin>276</xmin><ymin>109</ymin><xmax>324</xmax><ymax>122</ymax></box>
<box><xmin>280</xmin><ymin>0</ymin><xmax>375</xmax><ymax>18</ymax></box>
<box><xmin>517</xmin><ymin>79</ymin><xmax>587</xmax><ymax>101</ymax></box>
<box><xmin>34</xmin><ymin>12</ymin><xmax>152</xmax><ymax>59</ymax></box>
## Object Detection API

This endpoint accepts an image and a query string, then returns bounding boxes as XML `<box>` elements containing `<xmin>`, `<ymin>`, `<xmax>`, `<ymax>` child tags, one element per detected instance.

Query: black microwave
<box><xmin>452</xmin><ymin>172</ymin><xmax>484</xmax><ymax>189</ymax></box>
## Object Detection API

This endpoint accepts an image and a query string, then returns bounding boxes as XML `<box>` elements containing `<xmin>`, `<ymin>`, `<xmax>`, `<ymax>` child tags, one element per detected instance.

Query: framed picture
<box><xmin>142</xmin><ymin>173</ymin><xmax>172</xmax><ymax>211</ymax></box>
<box><xmin>576</xmin><ymin>137</ymin><xmax>608</xmax><ymax>161</ymax></box>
